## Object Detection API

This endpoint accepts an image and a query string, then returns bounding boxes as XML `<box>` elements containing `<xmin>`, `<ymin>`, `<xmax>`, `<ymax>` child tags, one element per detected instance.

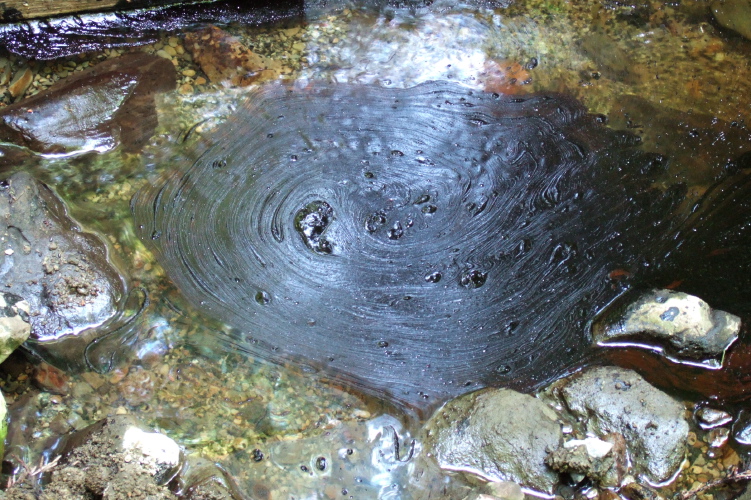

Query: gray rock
<box><xmin>559</xmin><ymin>366</ymin><xmax>688</xmax><ymax>483</ymax></box>
<box><xmin>592</xmin><ymin>289</ymin><xmax>739</xmax><ymax>367</ymax></box>
<box><xmin>0</xmin><ymin>172</ymin><xmax>126</xmax><ymax>369</ymax></box>
<box><xmin>545</xmin><ymin>434</ymin><xmax>627</xmax><ymax>488</ymax></box>
<box><xmin>712</xmin><ymin>0</ymin><xmax>751</xmax><ymax>40</ymax></box>
<box><xmin>0</xmin><ymin>292</ymin><xmax>30</xmax><ymax>364</ymax></box>
<box><xmin>60</xmin><ymin>415</ymin><xmax>182</xmax><ymax>486</ymax></box>
<box><xmin>423</xmin><ymin>388</ymin><xmax>562</xmax><ymax>494</ymax></box>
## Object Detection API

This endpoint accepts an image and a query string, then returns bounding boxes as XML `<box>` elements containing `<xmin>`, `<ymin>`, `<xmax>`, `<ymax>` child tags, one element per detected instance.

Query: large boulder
<box><xmin>558</xmin><ymin>366</ymin><xmax>688</xmax><ymax>483</ymax></box>
<box><xmin>422</xmin><ymin>388</ymin><xmax>562</xmax><ymax>495</ymax></box>
<box><xmin>0</xmin><ymin>172</ymin><xmax>127</xmax><ymax>369</ymax></box>
<box><xmin>0</xmin><ymin>52</ymin><xmax>175</xmax><ymax>155</ymax></box>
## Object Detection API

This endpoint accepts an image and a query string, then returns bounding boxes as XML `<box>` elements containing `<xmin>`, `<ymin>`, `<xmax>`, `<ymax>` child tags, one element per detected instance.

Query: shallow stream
<box><xmin>2</xmin><ymin>0</ymin><xmax>751</xmax><ymax>499</ymax></box>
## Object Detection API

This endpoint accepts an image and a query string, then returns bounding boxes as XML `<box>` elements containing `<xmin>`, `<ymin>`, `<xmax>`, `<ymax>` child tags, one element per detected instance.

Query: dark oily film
<box><xmin>133</xmin><ymin>81</ymin><xmax>751</xmax><ymax>409</ymax></box>
<box><xmin>3</xmin><ymin>0</ymin><xmax>751</xmax><ymax>499</ymax></box>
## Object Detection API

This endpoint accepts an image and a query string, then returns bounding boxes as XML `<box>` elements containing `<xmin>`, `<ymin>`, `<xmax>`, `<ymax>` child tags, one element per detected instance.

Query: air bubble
<box><xmin>460</xmin><ymin>270</ymin><xmax>487</xmax><ymax>288</ymax></box>
<box><xmin>315</xmin><ymin>456</ymin><xmax>327</xmax><ymax>471</ymax></box>
<box><xmin>424</xmin><ymin>271</ymin><xmax>442</xmax><ymax>283</ymax></box>
<box><xmin>255</xmin><ymin>291</ymin><xmax>271</xmax><ymax>305</ymax></box>
<box><xmin>365</xmin><ymin>212</ymin><xmax>387</xmax><ymax>232</ymax></box>
<box><xmin>422</xmin><ymin>205</ymin><xmax>437</xmax><ymax>214</ymax></box>
<box><xmin>388</xmin><ymin>222</ymin><xmax>404</xmax><ymax>240</ymax></box>
<box><xmin>295</xmin><ymin>201</ymin><xmax>334</xmax><ymax>254</ymax></box>
<box><xmin>378</xmin><ymin>341</ymin><xmax>389</xmax><ymax>348</ymax></box>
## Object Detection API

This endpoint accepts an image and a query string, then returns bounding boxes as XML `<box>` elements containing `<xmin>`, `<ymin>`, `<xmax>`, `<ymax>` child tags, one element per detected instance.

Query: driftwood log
<box><xmin>0</xmin><ymin>0</ymin><xmax>213</xmax><ymax>21</ymax></box>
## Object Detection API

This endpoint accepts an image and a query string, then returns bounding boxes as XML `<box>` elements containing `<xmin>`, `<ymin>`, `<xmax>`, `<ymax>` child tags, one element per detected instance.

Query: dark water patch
<box><xmin>132</xmin><ymin>81</ymin><xmax>751</xmax><ymax>410</ymax></box>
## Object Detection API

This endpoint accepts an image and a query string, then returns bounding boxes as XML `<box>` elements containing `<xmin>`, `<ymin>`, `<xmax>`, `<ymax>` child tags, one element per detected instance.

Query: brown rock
<box><xmin>34</xmin><ymin>362</ymin><xmax>71</xmax><ymax>394</ymax></box>
<box><xmin>184</xmin><ymin>25</ymin><xmax>279</xmax><ymax>86</ymax></box>
<box><xmin>0</xmin><ymin>52</ymin><xmax>176</xmax><ymax>155</ymax></box>
<box><xmin>0</xmin><ymin>58</ymin><xmax>11</xmax><ymax>86</ymax></box>
<box><xmin>8</xmin><ymin>67</ymin><xmax>33</xmax><ymax>99</ymax></box>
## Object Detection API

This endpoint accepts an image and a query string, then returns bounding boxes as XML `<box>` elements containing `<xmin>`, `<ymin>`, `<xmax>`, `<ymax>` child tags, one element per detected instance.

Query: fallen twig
<box><xmin>680</xmin><ymin>465</ymin><xmax>751</xmax><ymax>500</ymax></box>
<box><xmin>5</xmin><ymin>454</ymin><xmax>60</xmax><ymax>489</ymax></box>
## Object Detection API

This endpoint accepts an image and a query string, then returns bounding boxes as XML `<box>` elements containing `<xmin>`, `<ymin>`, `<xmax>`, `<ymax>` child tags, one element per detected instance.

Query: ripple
<box><xmin>133</xmin><ymin>81</ymin><xmax>701</xmax><ymax>409</ymax></box>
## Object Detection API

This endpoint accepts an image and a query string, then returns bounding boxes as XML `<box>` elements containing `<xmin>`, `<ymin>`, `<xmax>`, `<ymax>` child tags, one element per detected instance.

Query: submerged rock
<box><xmin>0</xmin><ymin>172</ymin><xmax>126</xmax><ymax>369</ymax></box>
<box><xmin>712</xmin><ymin>0</ymin><xmax>751</xmax><ymax>40</ymax></box>
<box><xmin>558</xmin><ymin>366</ymin><xmax>688</xmax><ymax>484</ymax></box>
<box><xmin>592</xmin><ymin>289</ymin><xmax>740</xmax><ymax>367</ymax></box>
<box><xmin>423</xmin><ymin>388</ymin><xmax>562</xmax><ymax>494</ymax></box>
<box><xmin>133</xmin><ymin>81</ymin><xmax>751</xmax><ymax>409</ymax></box>
<box><xmin>184</xmin><ymin>25</ymin><xmax>281</xmax><ymax>86</ymax></box>
<box><xmin>0</xmin><ymin>53</ymin><xmax>176</xmax><ymax>155</ymax></box>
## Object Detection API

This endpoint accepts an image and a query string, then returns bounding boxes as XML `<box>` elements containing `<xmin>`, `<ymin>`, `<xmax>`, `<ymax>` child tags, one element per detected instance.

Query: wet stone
<box><xmin>545</xmin><ymin>435</ymin><xmax>627</xmax><ymax>488</ymax></box>
<box><xmin>712</xmin><ymin>0</ymin><xmax>751</xmax><ymax>40</ymax></box>
<box><xmin>0</xmin><ymin>172</ymin><xmax>126</xmax><ymax>369</ymax></box>
<box><xmin>7</xmin><ymin>66</ymin><xmax>33</xmax><ymax>100</ymax></box>
<box><xmin>695</xmin><ymin>407</ymin><xmax>733</xmax><ymax>430</ymax></box>
<box><xmin>592</xmin><ymin>289</ymin><xmax>740</xmax><ymax>367</ymax></box>
<box><xmin>0</xmin><ymin>292</ymin><xmax>30</xmax><ymax>364</ymax></box>
<box><xmin>732</xmin><ymin>409</ymin><xmax>751</xmax><ymax>445</ymax></box>
<box><xmin>184</xmin><ymin>25</ymin><xmax>280</xmax><ymax>86</ymax></box>
<box><xmin>422</xmin><ymin>388</ymin><xmax>562</xmax><ymax>494</ymax></box>
<box><xmin>558</xmin><ymin>366</ymin><xmax>688</xmax><ymax>483</ymax></box>
<box><xmin>0</xmin><ymin>52</ymin><xmax>176</xmax><ymax>155</ymax></box>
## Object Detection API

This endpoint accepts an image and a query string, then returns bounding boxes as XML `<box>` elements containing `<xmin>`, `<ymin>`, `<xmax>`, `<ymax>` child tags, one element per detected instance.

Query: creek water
<box><xmin>2</xmin><ymin>0</ymin><xmax>751</xmax><ymax>499</ymax></box>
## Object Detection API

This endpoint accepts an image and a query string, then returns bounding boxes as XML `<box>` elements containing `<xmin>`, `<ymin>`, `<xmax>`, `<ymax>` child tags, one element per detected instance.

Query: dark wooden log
<box><xmin>0</xmin><ymin>0</ymin><xmax>213</xmax><ymax>21</ymax></box>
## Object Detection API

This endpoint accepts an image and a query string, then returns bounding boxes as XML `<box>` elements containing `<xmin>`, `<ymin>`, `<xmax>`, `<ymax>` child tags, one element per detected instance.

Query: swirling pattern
<box><xmin>133</xmin><ymin>82</ymin><xmax>691</xmax><ymax>408</ymax></box>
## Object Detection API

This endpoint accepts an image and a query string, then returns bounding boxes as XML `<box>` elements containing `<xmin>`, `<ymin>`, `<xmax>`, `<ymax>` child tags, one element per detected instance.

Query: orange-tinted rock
<box><xmin>34</xmin><ymin>362</ymin><xmax>70</xmax><ymax>394</ymax></box>
<box><xmin>184</xmin><ymin>26</ymin><xmax>280</xmax><ymax>86</ymax></box>
<box><xmin>7</xmin><ymin>67</ymin><xmax>33</xmax><ymax>99</ymax></box>
<box><xmin>0</xmin><ymin>52</ymin><xmax>176</xmax><ymax>155</ymax></box>
<box><xmin>481</xmin><ymin>59</ymin><xmax>531</xmax><ymax>95</ymax></box>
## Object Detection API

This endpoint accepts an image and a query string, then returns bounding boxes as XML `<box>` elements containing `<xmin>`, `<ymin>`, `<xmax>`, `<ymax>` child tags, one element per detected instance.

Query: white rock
<box><xmin>563</xmin><ymin>437</ymin><xmax>613</xmax><ymax>459</ymax></box>
<box><xmin>121</xmin><ymin>426</ymin><xmax>181</xmax><ymax>483</ymax></box>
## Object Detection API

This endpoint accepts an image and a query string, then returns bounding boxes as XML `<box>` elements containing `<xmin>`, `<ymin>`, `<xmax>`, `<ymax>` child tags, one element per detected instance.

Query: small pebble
<box><xmin>156</xmin><ymin>49</ymin><xmax>173</xmax><ymax>61</ymax></box>
<box><xmin>707</xmin><ymin>427</ymin><xmax>729</xmax><ymax>448</ymax></box>
<box><xmin>116</xmin><ymin>406</ymin><xmax>128</xmax><ymax>415</ymax></box>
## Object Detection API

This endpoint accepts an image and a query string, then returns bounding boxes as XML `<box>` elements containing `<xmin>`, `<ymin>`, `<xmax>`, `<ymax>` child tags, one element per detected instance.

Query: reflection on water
<box><xmin>2</xmin><ymin>0</ymin><xmax>751</xmax><ymax>498</ymax></box>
